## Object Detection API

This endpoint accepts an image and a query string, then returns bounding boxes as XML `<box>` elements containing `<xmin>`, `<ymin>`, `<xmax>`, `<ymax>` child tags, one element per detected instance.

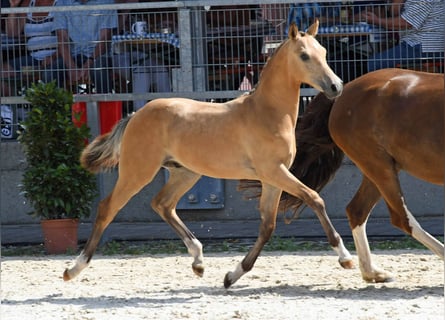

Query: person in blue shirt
<box><xmin>43</xmin><ymin>0</ymin><xmax>118</xmax><ymax>93</ymax></box>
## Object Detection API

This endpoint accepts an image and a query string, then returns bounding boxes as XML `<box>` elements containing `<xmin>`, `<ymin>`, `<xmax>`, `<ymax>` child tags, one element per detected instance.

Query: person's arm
<box><xmin>84</xmin><ymin>27</ymin><xmax>112</xmax><ymax>69</ymax></box>
<box><xmin>56</xmin><ymin>28</ymin><xmax>89</xmax><ymax>84</ymax></box>
<box><xmin>4</xmin><ymin>0</ymin><xmax>28</xmax><ymax>37</ymax></box>
<box><xmin>114</xmin><ymin>0</ymin><xmax>138</xmax><ymax>34</ymax></box>
<box><xmin>361</xmin><ymin>9</ymin><xmax>412</xmax><ymax>30</ymax></box>
<box><xmin>390</xmin><ymin>0</ymin><xmax>405</xmax><ymax>17</ymax></box>
<box><xmin>93</xmin><ymin>28</ymin><xmax>112</xmax><ymax>58</ymax></box>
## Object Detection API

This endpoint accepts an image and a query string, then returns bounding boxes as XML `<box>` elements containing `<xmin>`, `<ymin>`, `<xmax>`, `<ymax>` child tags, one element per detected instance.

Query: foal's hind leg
<box><xmin>64</xmin><ymin>139</ymin><xmax>165</xmax><ymax>281</ymax></box>
<box><xmin>224</xmin><ymin>183</ymin><xmax>282</xmax><ymax>288</ymax></box>
<box><xmin>151</xmin><ymin>167</ymin><xmax>204</xmax><ymax>276</ymax></box>
<box><xmin>64</xmin><ymin>172</ymin><xmax>156</xmax><ymax>281</ymax></box>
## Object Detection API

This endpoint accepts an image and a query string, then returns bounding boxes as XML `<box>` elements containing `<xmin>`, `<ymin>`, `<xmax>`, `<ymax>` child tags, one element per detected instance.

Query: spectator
<box><xmin>112</xmin><ymin>0</ymin><xmax>172</xmax><ymax>111</ymax></box>
<box><xmin>206</xmin><ymin>5</ymin><xmax>262</xmax><ymax>91</ymax></box>
<box><xmin>43</xmin><ymin>0</ymin><xmax>118</xmax><ymax>93</ymax></box>
<box><xmin>362</xmin><ymin>0</ymin><xmax>444</xmax><ymax>71</ymax></box>
<box><xmin>0</xmin><ymin>63</ymin><xmax>16</xmax><ymax>96</ymax></box>
<box><xmin>4</xmin><ymin>0</ymin><xmax>59</xmax><ymax>88</ymax></box>
<box><xmin>1</xmin><ymin>0</ymin><xmax>17</xmax><ymax>97</ymax></box>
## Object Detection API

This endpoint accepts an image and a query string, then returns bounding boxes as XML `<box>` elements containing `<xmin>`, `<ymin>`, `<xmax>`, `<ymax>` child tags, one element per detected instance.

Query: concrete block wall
<box><xmin>1</xmin><ymin>141</ymin><xmax>443</xmax><ymax>227</ymax></box>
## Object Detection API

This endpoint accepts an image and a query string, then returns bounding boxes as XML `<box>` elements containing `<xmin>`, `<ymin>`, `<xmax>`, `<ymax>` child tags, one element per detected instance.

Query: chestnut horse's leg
<box><xmin>346</xmin><ymin>176</ymin><xmax>394</xmax><ymax>282</ymax></box>
<box><xmin>373</xmin><ymin>173</ymin><xmax>444</xmax><ymax>257</ymax></box>
<box><xmin>353</xmin><ymin>158</ymin><xmax>444</xmax><ymax>282</ymax></box>
<box><xmin>224</xmin><ymin>183</ymin><xmax>282</xmax><ymax>288</ymax></box>
<box><xmin>151</xmin><ymin>167</ymin><xmax>204</xmax><ymax>276</ymax></box>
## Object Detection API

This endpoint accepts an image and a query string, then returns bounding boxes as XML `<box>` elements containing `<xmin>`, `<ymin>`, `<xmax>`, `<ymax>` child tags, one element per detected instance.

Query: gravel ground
<box><xmin>1</xmin><ymin>249</ymin><xmax>443</xmax><ymax>320</ymax></box>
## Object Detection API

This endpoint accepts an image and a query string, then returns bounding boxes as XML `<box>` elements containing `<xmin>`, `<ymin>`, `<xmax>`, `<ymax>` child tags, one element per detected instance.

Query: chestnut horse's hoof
<box><xmin>192</xmin><ymin>263</ymin><xmax>204</xmax><ymax>277</ymax></box>
<box><xmin>63</xmin><ymin>269</ymin><xmax>72</xmax><ymax>281</ymax></box>
<box><xmin>339</xmin><ymin>258</ymin><xmax>355</xmax><ymax>269</ymax></box>
<box><xmin>363</xmin><ymin>271</ymin><xmax>395</xmax><ymax>283</ymax></box>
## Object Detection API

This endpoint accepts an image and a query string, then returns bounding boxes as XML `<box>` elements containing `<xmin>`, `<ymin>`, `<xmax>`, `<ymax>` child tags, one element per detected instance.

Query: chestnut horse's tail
<box><xmin>80</xmin><ymin>116</ymin><xmax>132</xmax><ymax>173</ymax></box>
<box><xmin>239</xmin><ymin>93</ymin><xmax>344</xmax><ymax>217</ymax></box>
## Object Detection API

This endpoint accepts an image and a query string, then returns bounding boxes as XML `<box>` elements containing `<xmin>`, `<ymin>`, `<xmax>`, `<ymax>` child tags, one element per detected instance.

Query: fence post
<box><xmin>177</xmin><ymin>8</ymin><xmax>194</xmax><ymax>92</ymax></box>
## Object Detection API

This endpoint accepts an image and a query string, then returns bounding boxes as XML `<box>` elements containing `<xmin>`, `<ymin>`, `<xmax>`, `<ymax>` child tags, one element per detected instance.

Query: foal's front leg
<box><xmin>151</xmin><ymin>168</ymin><xmax>205</xmax><ymax>276</ymax></box>
<box><xmin>269</xmin><ymin>165</ymin><xmax>353</xmax><ymax>269</ymax></box>
<box><xmin>224</xmin><ymin>184</ymin><xmax>281</xmax><ymax>288</ymax></box>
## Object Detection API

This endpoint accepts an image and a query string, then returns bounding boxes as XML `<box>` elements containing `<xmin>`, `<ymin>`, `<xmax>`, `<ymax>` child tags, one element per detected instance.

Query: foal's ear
<box><xmin>306</xmin><ymin>19</ymin><xmax>319</xmax><ymax>36</ymax></box>
<box><xmin>288</xmin><ymin>22</ymin><xmax>299</xmax><ymax>39</ymax></box>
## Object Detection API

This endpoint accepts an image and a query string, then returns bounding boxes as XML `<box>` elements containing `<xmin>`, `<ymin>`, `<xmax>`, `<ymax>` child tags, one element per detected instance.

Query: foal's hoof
<box><xmin>339</xmin><ymin>258</ymin><xmax>355</xmax><ymax>269</ymax></box>
<box><xmin>63</xmin><ymin>269</ymin><xmax>72</xmax><ymax>281</ymax></box>
<box><xmin>192</xmin><ymin>263</ymin><xmax>204</xmax><ymax>277</ymax></box>
<box><xmin>224</xmin><ymin>272</ymin><xmax>234</xmax><ymax>289</ymax></box>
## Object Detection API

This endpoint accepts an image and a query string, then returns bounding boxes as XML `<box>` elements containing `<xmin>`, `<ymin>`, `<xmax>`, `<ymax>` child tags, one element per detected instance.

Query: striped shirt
<box><xmin>24</xmin><ymin>0</ymin><xmax>58</xmax><ymax>61</ymax></box>
<box><xmin>401</xmin><ymin>0</ymin><xmax>444</xmax><ymax>53</ymax></box>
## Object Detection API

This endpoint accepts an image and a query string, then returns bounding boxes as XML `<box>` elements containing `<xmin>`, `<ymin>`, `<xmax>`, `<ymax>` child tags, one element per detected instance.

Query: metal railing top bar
<box><xmin>1</xmin><ymin>2</ymin><xmax>182</xmax><ymax>14</ymax></box>
<box><xmin>74</xmin><ymin>88</ymin><xmax>319</xmax><ymax>102</ymax></box>
<box><xmin>1</xmin><ymin>0</ymin><xmax>377</xmax><ymax>14</ymax></box>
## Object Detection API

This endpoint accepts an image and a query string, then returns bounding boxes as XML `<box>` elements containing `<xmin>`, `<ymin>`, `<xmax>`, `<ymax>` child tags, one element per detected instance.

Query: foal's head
<box><xmin>284</xmin><ymin>21</ymin><xmax>343</xmax><ymax>99</ymax></box>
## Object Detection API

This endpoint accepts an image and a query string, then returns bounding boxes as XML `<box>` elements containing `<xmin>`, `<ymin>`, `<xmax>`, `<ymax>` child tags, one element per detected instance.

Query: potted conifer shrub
<box><xmin>18</xmin><ymin>81</ymin><xmax>97</xmax><ymax>254</ymax></box>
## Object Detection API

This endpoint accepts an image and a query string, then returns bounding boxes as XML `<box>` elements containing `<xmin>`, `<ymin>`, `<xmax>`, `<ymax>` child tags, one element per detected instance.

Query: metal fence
<box><xmin>1</xmin><ymin>1</ymin><xmax>444</xmax><ymax>140</ymax></box>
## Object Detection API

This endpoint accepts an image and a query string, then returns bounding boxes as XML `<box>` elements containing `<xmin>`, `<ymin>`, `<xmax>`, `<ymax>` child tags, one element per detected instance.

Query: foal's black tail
<box><xmin>238</xmin><ymin>92</ymin><xmax>345</xmax><ymax>217</ymax></box>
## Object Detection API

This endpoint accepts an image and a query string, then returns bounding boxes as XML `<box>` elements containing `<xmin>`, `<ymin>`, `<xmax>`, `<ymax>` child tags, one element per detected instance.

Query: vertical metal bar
<box><xmin>85</xmin><ymin>101</ymin><xmax>106</xmax><ymax>220</ymax></box>
<box><xmin>177</xmin><ymin>8</ymin><xmax>194</xmax><ymax>92</ymax></box>
<box><xmin>190</xmin><ymin>6</ymin><xmax>207</xmax><ymax>92</ymax></box>
<box><xmin>86</xmin><ymin>101</ymin><xmax>100</xmax><ymax>138</ymax></box>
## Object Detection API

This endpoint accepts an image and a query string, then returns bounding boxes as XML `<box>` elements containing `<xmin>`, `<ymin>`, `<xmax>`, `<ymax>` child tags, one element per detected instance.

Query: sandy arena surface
<box><xmin>1</xmin><ymin>250</ymin><xmax>443</xmax><ymax>320</ymax></box>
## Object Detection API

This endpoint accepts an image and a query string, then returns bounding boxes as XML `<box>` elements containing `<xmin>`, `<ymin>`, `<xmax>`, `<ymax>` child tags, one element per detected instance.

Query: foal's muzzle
<box><xmin>323</xmin><ymin>81</ymin><xmax>343</xmax><ymax>99</ymax></box>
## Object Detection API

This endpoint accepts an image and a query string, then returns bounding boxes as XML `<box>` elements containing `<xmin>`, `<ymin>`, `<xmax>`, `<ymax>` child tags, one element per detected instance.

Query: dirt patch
<box><xmin>1</xmin><ymin>250</ymin><xmax>443</xmax><ymax>320</ymax></box>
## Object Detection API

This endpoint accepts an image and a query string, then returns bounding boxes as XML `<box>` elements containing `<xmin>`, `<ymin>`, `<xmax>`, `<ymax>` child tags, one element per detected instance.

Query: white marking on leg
<box><xmin>352</xmin><ymin>224</ymin><xmax>373</xmax><ymax>275</ymax></box>
<box><xmin>66</xmin><ymin>251</ymin><xmax>89</xmax><ymax>279</ymax></box>
<box><xmin>184</xmin><ymin>238</ymin><xmax>204</xmax><ymax>266</ymax></box>
<box><xmin>228</xmin><ymin>262</ymin><xmax>246</xmax><ymax>284</ymax></box>
<box><xmin>404</xmin><ymin>201</ymin><xmax>444</xmax><ymax>259</ymax></box>
<box><xmin>332</xmin><ymin>238</ymin><xmax>353</xmax><ymax>263</ymax></box>
<box><xmin>352</xmin><ymin>223</ymin><xmax>392</xmax><ymax>282</ymax></box>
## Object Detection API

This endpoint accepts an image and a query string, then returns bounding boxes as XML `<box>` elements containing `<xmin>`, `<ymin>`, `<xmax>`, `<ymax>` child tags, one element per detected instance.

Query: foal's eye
<box><xmin>300</xmin><ymin>53</ymin><xmax>310</xmax><ymax>61</ymax></box>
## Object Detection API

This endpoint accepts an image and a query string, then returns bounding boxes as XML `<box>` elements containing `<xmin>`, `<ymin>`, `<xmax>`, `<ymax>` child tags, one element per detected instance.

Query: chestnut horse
<box><xmin>249</xmin><ymin>68</ymin><xmax>443</xmax><ymax>283</ymax></box>
<box><xmin>63</xmin><ymin>21</ymin><xmax>353</xmax><ymax>288</ymax></box>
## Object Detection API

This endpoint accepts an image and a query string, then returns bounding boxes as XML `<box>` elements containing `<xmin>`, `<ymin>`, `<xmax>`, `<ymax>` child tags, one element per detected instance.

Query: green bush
<box><xmin>18</xmin><ymin>81</ymin><xmax>97</xmax><ymax>219</ymax></box>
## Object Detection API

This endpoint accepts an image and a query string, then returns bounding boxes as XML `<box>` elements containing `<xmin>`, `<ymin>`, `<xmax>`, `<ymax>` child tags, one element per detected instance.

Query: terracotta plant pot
<box><xmin>40</xmin><ymin>219</ymin><xmax>79</xmax><ymax>254</ymax></box>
